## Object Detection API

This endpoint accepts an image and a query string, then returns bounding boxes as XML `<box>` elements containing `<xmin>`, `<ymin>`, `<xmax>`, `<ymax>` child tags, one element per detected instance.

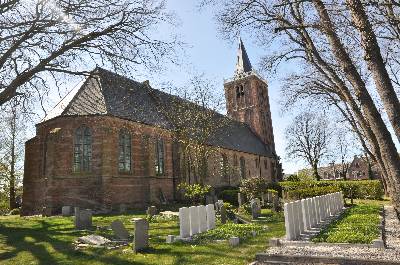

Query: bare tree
<box><xmin>203</xmin><ymin>0</ymin><xmax>400</xmax><ymax>207</ymax></box>
<box><xmin>0</xmin><ymin>98</ymin><xmax>27</xmax><ymax>210</ymax></box>
<box><xmin>345</xmin><ymin>0</ymin><xmax>400</xmax><ymax>143</ymax></box>
<box><xmin>0</xmin><ymin>0</ymin><xmax>178</xmax><ymax>107</ymax></box>
<box><xmin>286</xmin><ymin>112</ymin><xmax>331</xmax><ymax>180</ymax></box>
<box><xmin>151</xmin><ymin>74</ymin><xmax>230</xmax><ymax>184</ymax></box>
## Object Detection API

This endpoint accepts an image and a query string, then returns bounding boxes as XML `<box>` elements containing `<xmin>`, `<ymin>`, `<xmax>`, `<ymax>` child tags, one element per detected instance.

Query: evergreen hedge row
<box><xmin>280</xmin><ymin>180</ymin><xmax>384</xmax><ymax>200</ymax></box>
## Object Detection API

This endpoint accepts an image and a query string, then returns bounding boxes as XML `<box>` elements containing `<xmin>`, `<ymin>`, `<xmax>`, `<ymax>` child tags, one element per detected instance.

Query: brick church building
<box><xmin>22</xmin><ymin>39</ymin><xmax>279</xmax><ymax>215</ymax></box>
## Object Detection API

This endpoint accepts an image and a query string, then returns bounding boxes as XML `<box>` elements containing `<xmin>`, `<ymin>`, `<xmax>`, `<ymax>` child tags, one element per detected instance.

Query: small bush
<box><xmin>8</xmin><ymin>208</ymin><xmax>20</xmax><ymax>215</ymax></box>
<box><xmin>177</xmin><ymin>182</ymin><xmax>211</xmax><ymax>205</ymax></box>
<box><xmin>240</xmin><ymin>177</ymin><xmax>268</xmax><ymax>200</ymax></box>
<box><xmin>220</xmin><ymin>189</ymin><xmax>239</xmax><ymax>206</ymax></box>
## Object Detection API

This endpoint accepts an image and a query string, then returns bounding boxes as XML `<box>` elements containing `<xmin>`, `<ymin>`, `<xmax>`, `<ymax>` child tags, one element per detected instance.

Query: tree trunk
<box><xmin>9</xmin><ymin>103</ymin><xmax>17</xmax><ymax>210</ymax></box>
<box><xmin>313</xmin><ymin>0</ymin><xmax>400</xmax><ymax>208</ymax></box>
<box><xmin>313</xmin><ymin>162</ymin><xmax>320</xmax><ymax>181</ymax></box>
<box><xmin>346</xmin><ymin>0</ymin><xmax>400</xmax><ymax>144</ymax></box>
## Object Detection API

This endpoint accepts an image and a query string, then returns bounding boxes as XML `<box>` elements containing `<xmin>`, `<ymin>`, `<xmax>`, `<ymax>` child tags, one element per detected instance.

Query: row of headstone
<box><xmin>284</xmin><ymin>192</ymin><xmax>344</xmax><ymax>241</ymax></box>
<box><xmin>179</xmin><ymin>204</ymin><xmax>216</xmax><ymax>238</ymax></box>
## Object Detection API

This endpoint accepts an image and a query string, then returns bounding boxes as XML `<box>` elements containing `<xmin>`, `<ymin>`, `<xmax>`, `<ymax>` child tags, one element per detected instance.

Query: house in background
<box><xmin>22</xmin><ymin>40</ymin><xmax>280</xmax><ymax>216</ymax></box>
<box><xmin>296</xmin><ymin>155</ymin><xmax>382</xmax><ymax>181</ymax></box>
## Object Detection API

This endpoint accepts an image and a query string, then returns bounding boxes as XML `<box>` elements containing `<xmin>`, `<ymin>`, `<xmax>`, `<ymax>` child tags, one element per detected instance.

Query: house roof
<box><xmin>42</xmin><ymin>68</ymin><xmax>273</xmax><ymax>157</ymax></box>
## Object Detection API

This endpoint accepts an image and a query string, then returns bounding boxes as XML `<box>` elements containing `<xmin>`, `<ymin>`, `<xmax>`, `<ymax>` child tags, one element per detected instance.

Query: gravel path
<box><xmin>260</xmin><ymin>205</ymin><xmax>400</xmax><ymax>262</ymax></box>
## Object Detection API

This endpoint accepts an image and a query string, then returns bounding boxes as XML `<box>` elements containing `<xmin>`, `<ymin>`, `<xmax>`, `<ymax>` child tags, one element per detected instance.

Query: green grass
<box><xmin>312</xmin><ymin>200</ymin><xmax>382</xmax><ymax>244</ymax></box>
<box><xmin>0</xmin><ymin>208</ymin><xmax>285</xmax><ymax>265</ymax></box>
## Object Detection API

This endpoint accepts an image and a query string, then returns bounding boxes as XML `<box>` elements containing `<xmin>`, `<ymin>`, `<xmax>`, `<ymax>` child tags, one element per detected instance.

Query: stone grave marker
<box><xmin>229</xmin><ymin>236</ymin><xmax>239</xmax><ymax>246</ymax></box>
<box><xmin>198</xmin><ymin>205</ymin><xmax>208</xmax><ymax>232</ymax></box>
<box><xmin>189</xmin><ymin>206</ymin><xmax>200</xmax><ymax>236</ymax></box>
<box><xmin>146</xmin><ymin>206</ymin><xmax>158</xmax><ymax>216</ymax></box>
<box><xmin>111</xmin><ymin>220</ymin><xmax>130</xmax><ymax>241</ymax></box>
<box><xmin>272</xmin><ymin>195</ymin><xmax>279</xmax><ymax>212</ymax></box>
<box><xmin>220</xmin><ymin>204</ymin><xmax>227</xmax><ymax>224</ymax></box>
<box><xmin>179</xmin><ymin>207</ymin><xmax>190</xmax><ymax>238</ymax></box>
<box><xmin>119</xmin><ymin>203</ymin><xmax>127</xmax><ymax>214</ymax></box>
<box><xmin>74</xmin><ymin>208</ymin><xmax>92</xmax><ymax>230</ymax></box>
<box><xmin>206</xmin><ymin>204</ymin><xmax>216</xmax><ymax>230</ymax></box>
<box><xmin>166</xmin><ymin>235</ymin><xmax>175</xmax><ymax>243</ymax></box>
<box><xmin>132</xmin><ymin>218</ymin><xmax>149</xmax><ymax>253</ymax></box>
<box><xmin>62</xmin><ymin>206</ymin><xmax>73</xmax><ymax>217</ymax></box>
<box><xmin>250</xmin><ymin>199</ymin><xmax>261</xmax><ymax>219</ymax></box>
<box><xmin>238</xmin><ymin>193</ymin><xmax>244</xmax><ymax>207</ymax></box>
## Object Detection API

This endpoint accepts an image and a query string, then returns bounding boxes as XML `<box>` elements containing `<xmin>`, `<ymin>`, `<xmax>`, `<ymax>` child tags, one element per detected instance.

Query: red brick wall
<box><xmin>22</xmin><ymin>115</ymin><xmax>175</xmax><ymax>215</ymax></box>
<box><xmin>224</xmin><ymin>74</ymin><xmax>275</xmax><ymax>151</ymax></box>
<box><xmin>22</xmin><ymin>114</ymin><xmax>276</xmax><ymax>215</ymax></box>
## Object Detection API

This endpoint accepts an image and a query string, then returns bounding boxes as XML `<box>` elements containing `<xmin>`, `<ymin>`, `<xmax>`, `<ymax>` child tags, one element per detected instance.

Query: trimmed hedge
<box><xmin>220</xmin><ymin>189</ymin><xmax>239</xmax><ymax>206</ymax></box>
<box><xmin>280</xmin><ymin>180</ymin><xmax>384</xmax><ymax>200</ymax></box>
<box><xmin>286</xmin><ymin>186</ymin><xmax>340</xmax><ymax>200</ymax></box>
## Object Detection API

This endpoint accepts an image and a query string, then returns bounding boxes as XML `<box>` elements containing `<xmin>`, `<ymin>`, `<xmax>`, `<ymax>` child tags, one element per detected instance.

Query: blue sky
<box><xmin>160</xmin><ymin>0</ymin><xmax>299</xmax><ymax>173</ymax></box>
<box><xmin>35</xmin><ymin>0</ymin><xmax>313</xmax><ymax>174</ymax></box>
<box><xmin>40</xmin><ymin>0</ymin><xmax>397</xmax><ymax>174</ymax></box>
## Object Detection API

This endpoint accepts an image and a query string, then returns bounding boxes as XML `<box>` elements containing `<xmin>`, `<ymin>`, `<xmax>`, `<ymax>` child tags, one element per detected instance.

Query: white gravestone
<box><xmin>296</xmin><ymin>200</ymin><xmax>304</xmax><ymax>234</ymax></box>
<box><xmin>179</xmin><ymin>207</ymin><xmax>190</xmax><ymax>238</ymax></box>
<box><xmin>284</xmin><ymin>202</ymin><xmax>295</xmax><ymax>240</ymax></box>
<box><xmin>315</xmin><ymin>197</ymin><xmax>321</xmax><ymax>224</ymax></box>
<box><xmin>189</xmin><ymin>206</ymin><xmax>200</xmax><ymax>236</ymax></box>
<box><xmin>320</xmin><ymin>196</ymin><xmax>326</xmax><ymax>220</ymax></box>
<box><xmin>301</xmin><ymin>199</ymin><xmax>310</xmax><ymax>231</ymax></box>
<box><xmin>308</xmin><ymin>198</ymin><xmax>316</xmax><ymax>228</ymax></box>
<box><xmin>206</xmin><ymin>204</ymin><xmax>216</xmax><ymax>230</ymax></box>
<box><xmin>310</xmin><ymin>197</ymin><xmax>317</xmax><ymax>227</ymax></box>
<box><xmin>291</xmin><ymin>201</ymin><xmax>300</xmax><ymax>239</ymax></box>
<box><xmin>198</xmin><ymin>205</ymin><xmax>208</xmax><ymax>233</ymax></box>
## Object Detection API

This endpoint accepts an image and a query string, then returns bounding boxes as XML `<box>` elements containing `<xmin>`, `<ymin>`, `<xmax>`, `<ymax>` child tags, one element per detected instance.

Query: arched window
<box><xmin>155</xmin><ymin>138</ymin><xmax>164</xmax><ymax>175</ymax></box>
<box><xmin>119</xmin><ymin>130</ymin><xmax>132</xmax><ymax>173</ymax></box>
<box><xmin>73</xmin><ymin>126</ymin><xmax>92</xmax><ymax>172</ymax></box>
<box><xmin>239</xmin><ymin>157</ymin><xmax>246</xmax><ymax>180</ymax></box>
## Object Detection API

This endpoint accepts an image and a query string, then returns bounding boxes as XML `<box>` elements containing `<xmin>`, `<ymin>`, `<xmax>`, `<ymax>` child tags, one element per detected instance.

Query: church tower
<box><xmin>224</xmin><ymin>38</ymin><xmax>275</xmax><ymax>151</ymax></box>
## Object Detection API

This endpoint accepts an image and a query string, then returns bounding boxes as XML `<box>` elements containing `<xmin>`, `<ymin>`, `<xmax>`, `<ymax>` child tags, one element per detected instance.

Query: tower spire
<box><xmin>235</xmin><ymin>37</ymin><xmax>253</xmax><ymax>75</ymax></box>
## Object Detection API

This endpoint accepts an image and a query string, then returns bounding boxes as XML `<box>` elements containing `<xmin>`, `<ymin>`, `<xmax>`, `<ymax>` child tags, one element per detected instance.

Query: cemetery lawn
<box><xmin>312</xmin><ymin>199</ymin><xmax>386</xmax><ymax>244</ymax></box>
<box><xmin>0</xmin><ymin>209</ymin><xmax>284</xmax><ymax>265</ymax></box>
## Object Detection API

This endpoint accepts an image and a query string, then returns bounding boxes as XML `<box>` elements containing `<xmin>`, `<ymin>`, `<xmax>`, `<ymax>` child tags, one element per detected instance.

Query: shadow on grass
<box><xmin>0</xmin><ymin>218</ymin><xmax>148</xmax><ymax>265</ymax></box>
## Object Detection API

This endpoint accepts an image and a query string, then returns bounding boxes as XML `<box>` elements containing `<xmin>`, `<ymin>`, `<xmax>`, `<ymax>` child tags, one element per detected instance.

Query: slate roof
<box><xmin>235</xmin><ymin>37</ymin><xmax>253</xmax><ymax>74</ymax></box>
<box><xmin>43</xmin><ymin>67</ymin><xmax>273</xmax><ymax>157</ymax></box>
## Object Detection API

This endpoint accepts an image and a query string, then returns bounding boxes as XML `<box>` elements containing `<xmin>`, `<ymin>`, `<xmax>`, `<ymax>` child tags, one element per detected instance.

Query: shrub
<box><xmin>279</xmin><ymin>180</ymin><xmax>384</xmax><ymax>200</ymax></box>
<box><xmin>177</xmin><ymin>183</ymin><xmax>211</xmax><ymax>205</ymax></box>
<box><xmin>286</xmin><ymin>186</ymin><xmax>340</xmax><ymax>200</ymax></box>
<box><xmin>266</xmin><ymin>182</ymin><xmax>283</xmax><ymax>197</ymax></box>
<box><xmin>220</xmin><ymin>189</ymin><xmax>239</xmax><ymax>206</ymax></box>
<box><xmin>8</xmin><ymin>208</ymin><xmax>20</xmax><ymax>215</ymax></box>
<box><xmin>240</xmin><ymin>177</ymin><xmax>268</xmax><ymax>200</ymax></box>
<box><xmin>285</xmin><ymin>174</ymin><xmax>300</xmax><ymax>182</ymax></box>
